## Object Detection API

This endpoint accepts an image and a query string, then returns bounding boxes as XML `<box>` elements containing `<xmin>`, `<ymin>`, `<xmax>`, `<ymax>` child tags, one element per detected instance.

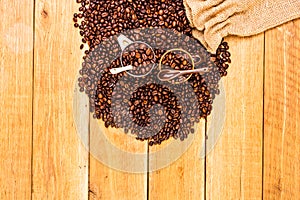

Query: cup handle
<box><xmin>117</xmin><ymin>34</ymin><xmax>134</xmax><ymax>51</ymax></box>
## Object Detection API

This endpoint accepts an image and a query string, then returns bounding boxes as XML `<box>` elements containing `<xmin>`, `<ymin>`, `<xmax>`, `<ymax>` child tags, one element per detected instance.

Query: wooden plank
<box><xmin>0</xmin><ymin>0</ymin><xmax>33</xmax><ymax>199</ymax></box>
<box><xmin>264</xmin><ymin>20</ymin><xmax>300</xmax><ymax>199</ymax></box>
<box><xmin>206</xmin><ymin>35</ymin><xmax>264</xmax><ymax>199</ymax></box>
<box><xmin>75</xmin><ymin>6</ymin><xmax>148</xmax><ymax>200</ymax></box>
<box><xmin>89</xmin><ymin>150</ymin><xmax>148</xmax><ymax>199</ymax></box>
<box><xmin>32</xmin><ymin>1</ymin><xmax>89</xmax><ymax>199</ymax></box>
<box><xmin>89</xmin><ymin>112</ymin><xmax>148</xmax><ymax>199</ymax></box>
<box><xmin>149</xmin><ymin>122</ymin><xmax>205</xmax><ymax>200</ymax></box>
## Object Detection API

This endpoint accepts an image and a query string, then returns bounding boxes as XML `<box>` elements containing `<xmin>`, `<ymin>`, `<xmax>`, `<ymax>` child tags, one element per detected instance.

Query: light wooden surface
<box><xmin>89</xmin><ymin>120</ymin><xmax>148</xmax><ymax>199</ymax></box>
<box><xmin>32</xmin><ymin>1</ymin><xmax>88</xmax><ymax>199</ymax></box>
<box><xmin>0</xmin><ymin>1</ymin><xmax>299</xmax><ymax>199</ymax></box>
<box><xmin>149</xmin><ymin>122</ymin><xmax>205</xmax><ymax>200</ymax></box>
<box><xmin>206</xmin><ymin>35</ymin><xmax>264</xmax><ymax>199</ymax></box>
<box><xmin>0</xmin><ymin>0</ymin><xmax>33</xmax><ymax>199</ymax></box>
<box><xmin>264</xmin><ymin>20</ymin><xmax>300</xmax><ymax>199</ymax></box>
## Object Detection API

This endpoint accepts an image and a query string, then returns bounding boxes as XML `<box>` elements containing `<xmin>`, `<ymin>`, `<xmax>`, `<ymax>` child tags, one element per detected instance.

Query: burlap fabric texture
<box><xmin>184</xmin><ymin>0</ymin><xmax>300</xmax><ymax>52</ymax></box>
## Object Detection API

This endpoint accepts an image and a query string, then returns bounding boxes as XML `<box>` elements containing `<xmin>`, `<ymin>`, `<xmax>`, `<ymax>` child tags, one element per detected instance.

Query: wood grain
<box><xmin>89</xmin><ymin>155</ymin><xmax>147</xmax><ymax>200</ymax></box>
<box><xmin>32</xmin><ymin>1</ymin><xmax>89</xmax><ymax>199</ymax></box>
<box><xmin>264</xmin><ymin>20</ymin><xmax>300</xmax><ymax>199</ymax></box>
<box><xmin>0</xmin><ymin>1</ymin><xmax>33</xmax><ymax>199</ymax></box>
<box><xmin>89</xmin><ymin>107</ymin><xmax>148</xmax><ymax>199</ymax></box>
<box><xmin>149</xmin><ymin>122</ymin><xmax>205</xmax><ymax>200</ymax></box>
<box><xmin>206</xmin><ymin>35</ymin><xmax>264</xmax><ymax>199</ymax></box>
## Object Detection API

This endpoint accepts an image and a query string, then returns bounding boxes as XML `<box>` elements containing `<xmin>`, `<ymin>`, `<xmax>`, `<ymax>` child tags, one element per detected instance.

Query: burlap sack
<box><xmin>184</xmin><ymin>0</ymin><xmax>300</xmax><ymax>53</ymax></box>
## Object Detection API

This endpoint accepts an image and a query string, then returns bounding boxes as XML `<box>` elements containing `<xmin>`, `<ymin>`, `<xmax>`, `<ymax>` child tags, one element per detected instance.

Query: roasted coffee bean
<box><xmin>74</xmin><ymin>0</ymin><xmax>231</xmax><ymax>146</ymax></box>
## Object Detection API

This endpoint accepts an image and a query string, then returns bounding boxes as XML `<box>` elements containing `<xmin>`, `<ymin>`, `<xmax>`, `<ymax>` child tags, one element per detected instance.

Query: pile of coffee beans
<box><xmin>74</xmin><ymin>0</ymin><xmax>231</xmax><ymax>145</ymax></box>
<box><xmin>73</xmin><ymin>0</ymin><xmax>193</xmax><ymax>49</ymax></box>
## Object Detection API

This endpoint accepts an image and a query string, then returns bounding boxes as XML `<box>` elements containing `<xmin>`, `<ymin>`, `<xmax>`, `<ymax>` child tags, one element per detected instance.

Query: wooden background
<box><xmin>0</xmin><ymin>0</ymin><xmax>299</xmax><ymax>199</ymax></box>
